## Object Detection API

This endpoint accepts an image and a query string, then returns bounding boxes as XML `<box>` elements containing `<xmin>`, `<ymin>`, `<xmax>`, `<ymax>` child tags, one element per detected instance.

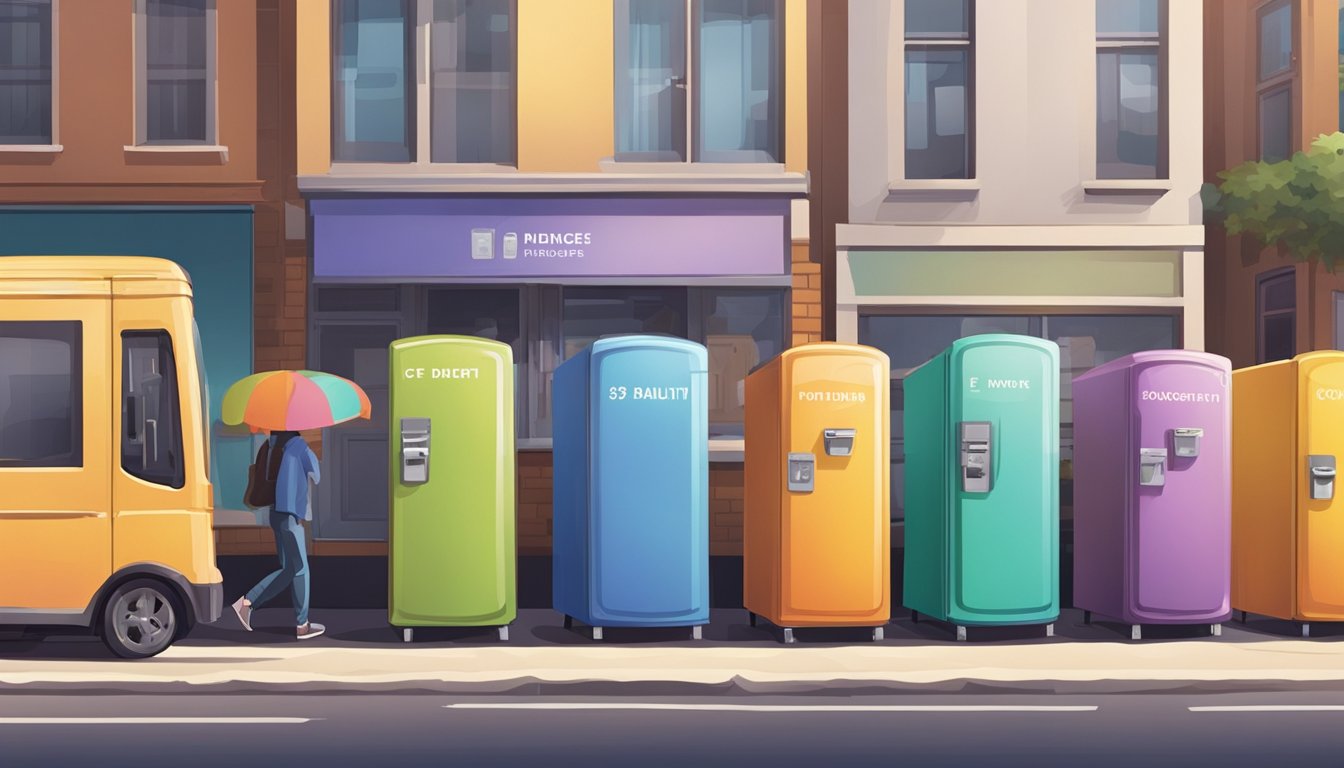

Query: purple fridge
<box><xmin>1072</xmin><ymin>350</ymin><xmax>1232</xmax><ymax>640</ymax></box>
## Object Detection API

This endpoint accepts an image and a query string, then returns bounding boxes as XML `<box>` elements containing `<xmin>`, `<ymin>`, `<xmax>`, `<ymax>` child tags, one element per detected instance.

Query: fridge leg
<box><xmin>498</xmin><ymin>626</ymin><xmax>509</xmax><ymax>642</ymax></box>
<box><xmin>1237</xmin><ymin>610</ymin><xmax>1248</xmax><ymax>623</ymax></box>
<box><xmin>402</xmin><ymin>628</ymin><xmax>413</xmax><ymax>644</ymax></box>
<box><xmin>1083</xmin><ymin>611</ymin><xmax>1092</xmax><ymax>625</ymax></box>
<box><xmin>1130</xmin><ymin>625</ymin><xmax>1142</xmax><ymax>641</ymax></box>
<box><xmin>593</xmin><ymin>626</ymin><xmax>604</xmax><ymax>641</ymax></box>
<box><xmin>691</xmin><ymin>625</ymin><xmax>703</xmax><ymax>641</ymax></box>
<box><xmin>911</xmin><ymin>610</ymin><xmax>919</xmax><ymax>623</ymax></box>
<box><xmin>748</xmin><ymin>612</ymin><xmax>757</xmax><ymax>628</ymax></box>
<box><xmin>1211</xmin><ymin>623</ymin><xmax>1222</xmax><ymax>638</ymax></box>
<box><xmin>563</xmin><ymin>615</ymin><xmax>573</xmax><ymax>630</ymax></box>
<box><xmin>783</xmin><ymin>628</ymin><xmax>796</xmax><ymax>645</ymax></box>
<box><xmin>955</xmin><ymin>625</ymin><xmax>967</xmax><ymax>642</ymax></box>
<box><xmin>872</xmin><ymin>627</ymin><xmax>885</xmax><ymax>642</ymax></box>
<box><xmin>1045</xmin><ymin>623</ymin><xmax>1055</xmax><ymax>638</ymax></box>
<box><xmin>1301</xmin><ymin>623</ymin><xmax>1311</xmax><ymax>639</ymax></box>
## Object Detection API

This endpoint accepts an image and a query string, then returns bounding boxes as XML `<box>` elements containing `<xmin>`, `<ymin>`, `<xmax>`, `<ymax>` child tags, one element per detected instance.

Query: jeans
<box><xmin>245</xmin><ymin>510</ymin><xmax>310</xmax><ymax>626</ymax></box>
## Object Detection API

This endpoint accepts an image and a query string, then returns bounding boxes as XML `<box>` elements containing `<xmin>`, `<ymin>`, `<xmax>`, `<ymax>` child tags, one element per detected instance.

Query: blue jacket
<box><xmin>271</xmin><ymin>435</ymin><xmax>320</xmax><ymax>519</ymax></box>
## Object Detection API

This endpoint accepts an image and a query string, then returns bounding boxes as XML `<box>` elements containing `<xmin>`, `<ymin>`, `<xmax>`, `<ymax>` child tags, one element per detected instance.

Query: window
<box><xmin>904</xmin><ymin>0</ymin><xmax>972</xmax><ymax>179</ymax></box>
<box><xmin>0</xmin><ymin>0</ymin><xmax>53</xmax><ymax>145</ymax></box>
<box><xmin>427</xmin><ymin>286</ymin><xmax>524</xmax><ymax>432</ymax></box>
<box><xmin>122</xmin><ymin>331</ymin><xmax>185</xmax><ymax>488</ymax></box>
<box><xmin>1096</xmin><ymin>0</ymin><xmax>1164</xmax><ymax>179</ymax></box>
<box><xmin>1256</xmin><ymin>1</ymin><xmax>1293</xmax><ymax>163</ymax></box>
<box><xmin>135</xmin><ymin>0</ymin><xmax>215</xmax><ymax>146</ymax></box>
<box><xmin>1257</xmin><ymin>269</ymin><xmax>1296</xmax><ymax>364</ymax></box>
<box><xmin>858</xmin><ymin>312</ymin><xmax>1177</xmax><ymax>523</ymax></box>
<box><xmin>333</xmin><ymin>0</ymin><xmax>516</xmax><ymax>165</ymax></box>
<box><xmin>333</xmin><ymin>0</ymin><xmax>414</xmax><ymax>162</ymax></box>
<box><xmin>550</xmin><ymin>286</ymin><xmax>785</xmax><ymax>439</ymax></box>
<box><xmin>614</xmin><ymin>0</ymin><xmax>783</xmax><ymax>164</ymax></box>
<box><xmin>0</xmin><ymin>321</ymin><xmax>81</xmax><ymax>468</ymax></box>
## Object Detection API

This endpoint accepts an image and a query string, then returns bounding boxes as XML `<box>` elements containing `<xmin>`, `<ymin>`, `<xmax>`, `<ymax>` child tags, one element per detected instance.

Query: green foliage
<box><xmin>1210</xmin><ymin>132</ymin><xmax>1344</xmax><ymax>271</ymax></box>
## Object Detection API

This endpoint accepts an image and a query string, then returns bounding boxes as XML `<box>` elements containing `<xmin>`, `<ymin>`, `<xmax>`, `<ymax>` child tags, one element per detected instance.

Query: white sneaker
<box><xmin>296</xmin><ymin>622</ymin><xmax>325</xmax><ymax>640</ymax></box>
<box><xmin>232</xmin><ymin>598</ymin><xmax>253</xmax><ymax>632</ymax></box>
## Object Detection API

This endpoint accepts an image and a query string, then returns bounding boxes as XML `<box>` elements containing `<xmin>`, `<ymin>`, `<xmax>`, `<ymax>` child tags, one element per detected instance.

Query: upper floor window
<box><xmin>1257</xmin><ymin>1</ymin><xmax>1293</xmax><ymax>163</ymax></box>
<box><xmin>0</xmin><ymin>0</ymin><xmax>53</xmax><ymax>146</ymax></box>
<box><xmin>1095</xmin><ymin>0</ymin><xmax>1165</xmax><ymax>179</ymax></box>
<box><xmin>614</xmin><ymin>0</ymin><xmax>783</xmax><ymax>164</ymax></box>
<box><xmin>135</xmin><ymin>0</ymin><xmax>216</xmax><ymax>146</ymax></box>
<box><xmin>903</xmin><ymin>0</ymin><xmax>972</xmax><ymax>179</ymax></box>
<box><xmin>332</xmin><ymin>0</ymin><xmax>516</xmax><ymax>165</ymax></box>
<box><xmin>1257</xmin><ymin>268</ymin><xmax>1296</xmax><ymax>364</ymax></box>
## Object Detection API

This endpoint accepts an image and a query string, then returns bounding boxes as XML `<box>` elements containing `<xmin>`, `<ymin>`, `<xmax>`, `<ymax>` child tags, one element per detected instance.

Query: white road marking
<box><xmin>0</xmin><ymin>717</ymin><xmax>313</xmax><ymax>725</ymax></box>
<box><xmin>1189</xmin><ymin>706</ymin><xmax>1344</xmax><ymax>713</ymax></box>
<box><xmin>445</xmin><ymin>703</ymin><xmax>1097</xmax><ymax>713</ymax></box>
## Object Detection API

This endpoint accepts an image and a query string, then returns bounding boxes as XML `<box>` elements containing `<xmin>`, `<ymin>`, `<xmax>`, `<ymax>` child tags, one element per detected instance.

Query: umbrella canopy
<box><xmin>222</xmin><ymin>369</ymin><xmax>371</xmax><ymax>432</ymax></box>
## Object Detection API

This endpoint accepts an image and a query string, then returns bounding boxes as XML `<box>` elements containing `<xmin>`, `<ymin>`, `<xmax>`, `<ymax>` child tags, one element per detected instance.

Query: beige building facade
<box><xmin>826</xmin><ymin>0</ymin><xmax>1206</xmax><ymax>526</ymax></box>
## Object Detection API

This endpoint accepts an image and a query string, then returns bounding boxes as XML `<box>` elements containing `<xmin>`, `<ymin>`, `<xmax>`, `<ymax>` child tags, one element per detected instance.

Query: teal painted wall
<box><xmin>0</xmin><ymin>207</ymin><xmax>255</xmax><ymax>512</ymax></box>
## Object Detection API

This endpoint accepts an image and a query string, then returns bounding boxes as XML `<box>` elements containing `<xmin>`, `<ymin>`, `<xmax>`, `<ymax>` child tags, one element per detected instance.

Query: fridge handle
<box><xmin>400</xmin><ymin>417</ymin><xmax>431</xmax><ymax>486</ymax></box>
<box><xmin>958</xmin><ymin>421</ymin><xmax>992</xmax><ymax>493</ymax></box>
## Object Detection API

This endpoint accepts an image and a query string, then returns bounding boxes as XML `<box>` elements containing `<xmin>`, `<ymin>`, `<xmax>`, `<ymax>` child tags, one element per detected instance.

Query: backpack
<box><xmin>243</xmin><ymin>435</ymin><xmax>293</xmax><ymax>509</ymax></box>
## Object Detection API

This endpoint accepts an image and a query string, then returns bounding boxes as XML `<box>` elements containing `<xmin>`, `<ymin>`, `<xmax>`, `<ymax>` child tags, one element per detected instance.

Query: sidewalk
<box><xmin>2</xmin><ymin>608</ymin><xmax>1344</xmax><ymax>694</ymax></box>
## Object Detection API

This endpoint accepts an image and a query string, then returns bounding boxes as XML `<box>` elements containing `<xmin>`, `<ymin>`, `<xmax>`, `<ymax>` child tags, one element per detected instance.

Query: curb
<box><xmin>5</xmin><ymin>676</ymin><xmax>1344</xmax><ymax>697</ymax></box>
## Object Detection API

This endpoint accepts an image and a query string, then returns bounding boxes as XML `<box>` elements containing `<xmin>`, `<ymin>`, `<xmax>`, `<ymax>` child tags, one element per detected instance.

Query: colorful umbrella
<box><xmin>222</xmin><ymin>369</ymin><xmax>371</xmax><ymax>433</ymax></box>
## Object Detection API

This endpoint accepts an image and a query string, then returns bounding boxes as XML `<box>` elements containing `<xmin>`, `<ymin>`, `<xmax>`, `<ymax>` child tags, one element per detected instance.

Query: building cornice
<box><xmin>298</xmin><ymin>171</ymin><xmax>810</xmax><ymax>196</ymax></box>
<box><xmin>0</xmin><ymin>181</ymin><xmax>267</xmax><ymax>205</ymax></box>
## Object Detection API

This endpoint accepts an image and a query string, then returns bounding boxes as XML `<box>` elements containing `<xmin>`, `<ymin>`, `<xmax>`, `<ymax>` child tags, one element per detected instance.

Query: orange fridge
<box><xmin>1233</xmin><ymin>351</ymin><xmax>1344</xmax><ymax>637</ymax></box>
<box><xmin>743</xmin><ymin>343</ymin><xmax>890</xmax><ymax>644</ymax></box>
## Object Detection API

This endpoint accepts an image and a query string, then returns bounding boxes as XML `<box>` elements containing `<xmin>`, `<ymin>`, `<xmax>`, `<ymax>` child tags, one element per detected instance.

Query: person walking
<box><xmin>232</xmin><ymin>430</ymin><xmax>325</xmax><ymax>640</ymax></box>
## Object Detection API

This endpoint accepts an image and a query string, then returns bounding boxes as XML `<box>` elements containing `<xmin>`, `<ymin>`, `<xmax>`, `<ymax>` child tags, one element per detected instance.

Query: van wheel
<box><xmin>101</xmin><ymin>580</ymin><xmax>179</xmax><ymax>659</ymax></box>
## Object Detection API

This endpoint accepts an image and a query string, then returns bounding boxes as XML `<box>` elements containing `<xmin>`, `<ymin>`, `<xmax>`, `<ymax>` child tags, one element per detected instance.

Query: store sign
<box><xmin>309</xmin><ymin>197</ymin><xmax>790</xmax><ymax>279</ymax></box>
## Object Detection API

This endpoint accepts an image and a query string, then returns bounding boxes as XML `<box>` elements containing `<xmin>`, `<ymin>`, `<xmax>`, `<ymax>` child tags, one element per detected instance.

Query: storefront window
<box><xmin>700</xmin><ymin>289</ymin><xmax>784</xmax><ymax>438</ymax></box>
<box><xmin>858</xmin><ymin>312</ymin><xmax>1176</xmax><ymax>525</ymax></box>
<box><xmin>561</xmin><ymin>287</ymin><xmax>688</xmax><ymax>360</ymax></box>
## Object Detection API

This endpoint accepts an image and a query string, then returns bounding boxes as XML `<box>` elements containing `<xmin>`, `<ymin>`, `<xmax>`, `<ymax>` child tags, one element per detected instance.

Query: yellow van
<box><xmin>0</xmin><ymin>256</ymin><xmax>222</xmax><ymax>658</ymax></box>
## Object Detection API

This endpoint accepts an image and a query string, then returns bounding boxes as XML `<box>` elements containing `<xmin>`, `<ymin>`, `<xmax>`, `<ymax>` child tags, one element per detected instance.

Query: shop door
<box><xmin>313</xmin><ymin>320</ymin><xmax>401</xmax><ymax>540</ymax></box>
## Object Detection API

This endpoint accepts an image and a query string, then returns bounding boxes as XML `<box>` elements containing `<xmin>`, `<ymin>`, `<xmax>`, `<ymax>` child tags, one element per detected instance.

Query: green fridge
<box><xmin>388</xmin><ymin>335</ymin><xmax>517</xmax><ymax>642</ymax></box>
<box><xmin>903</xmin><ymin>334</ymin><xmax>1060</xmax><ymax>641</ymax></box>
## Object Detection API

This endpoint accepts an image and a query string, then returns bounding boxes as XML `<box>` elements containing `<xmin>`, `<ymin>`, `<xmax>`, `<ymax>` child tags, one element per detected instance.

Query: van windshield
<box><xmin>192</xmin><ymin>319</ymin><xmax>210</xmax><ymax>483</ymax></box>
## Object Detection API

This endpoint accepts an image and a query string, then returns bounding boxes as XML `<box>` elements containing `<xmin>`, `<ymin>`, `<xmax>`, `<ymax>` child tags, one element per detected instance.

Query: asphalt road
<box><xmin>2</xmin><ymin>691</ymin><xmax>1344</xmax><ymax>767</ymax></box>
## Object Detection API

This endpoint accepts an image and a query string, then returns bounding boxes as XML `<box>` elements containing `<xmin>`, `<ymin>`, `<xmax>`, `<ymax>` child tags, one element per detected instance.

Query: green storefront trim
<box><xmin>0</xmin><ymin>205</ymin><xmax>255</xmax><ymax>512</ymax></box>
<box><xmin>848</xmin><ymin>249</ymin><xmax>1182</xmax><ymax>298</ymax></box>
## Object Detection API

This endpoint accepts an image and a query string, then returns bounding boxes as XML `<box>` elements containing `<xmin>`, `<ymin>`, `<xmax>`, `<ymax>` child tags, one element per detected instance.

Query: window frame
<box><xmin>132</xmin><ymin>0</ymin><xmax>218</xmax><ymax>148</ymax></box>
<box><xmin>0</xmin><ymin>0</ymin><xmax>58</xmax><ymax>148</ymax></box>
<box><xmin>611</xmin><ymin>0</ymin><xmax>787</xmax><ymax>168</ymax></box>
<box><xmin>900</xmin><ymin>0</ymin><xmax>975</xmax><ymax>181</ymax></box>
<box><xmin>330</xmin><ymin>0</ymin><xmax>519</xmax><ymax>170</ymax></box>
<box><xmin>1093</xmin><ymin>0</ymin><xmax>1168</xmax><ymax>181</ymax></box>
<box><xmin>1256</xmin><ymin>267</ymin><xmax>1297</xmax><ymax>364</ymax></box>
<box><xmin>1254</xmin><ymin>0</ymin><xmax>1296</xmax><ymax>163</ymax></box>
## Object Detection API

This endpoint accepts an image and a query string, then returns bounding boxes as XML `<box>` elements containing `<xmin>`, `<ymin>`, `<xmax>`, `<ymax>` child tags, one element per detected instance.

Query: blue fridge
<box><xmin>552</xmin><ymin>335</ymin><xmax>710</xmax><ymax>640</ymax></box>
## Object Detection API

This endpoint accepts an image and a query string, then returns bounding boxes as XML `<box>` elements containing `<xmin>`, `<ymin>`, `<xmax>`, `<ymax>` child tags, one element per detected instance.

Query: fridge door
<box><xmin>949</xmin><ymin>338</ymin><xmax>1058</xmax><ymax>623</ymax></box>
<box><xmin>1129</xmin><ymin>359</ymin><xmax>1230</xmax><ymax>621</ymax></box>
<box><xmin>388</xmin><ymin>337</ymin><xmax>516</xmax><ymax>626</ymax></box>
<box><xmin>589</xmin><ymin>339</ymin><xmax>708</xmax><ymax>624</ymax></box>
<box><xmin>1297</xmin><ymin>355</ymin><xmax>1344</xmax><ymax>619</ymax></box>
<box><xmin>782</xmin><ymin>350</ymin><xmax>888</xmax><ymax>620</ymax></box>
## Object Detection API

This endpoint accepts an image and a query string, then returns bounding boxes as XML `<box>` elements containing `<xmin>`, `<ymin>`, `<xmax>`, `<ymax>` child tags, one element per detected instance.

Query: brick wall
<box><xmin>791</xmin><ymin>242</ymin><xmax>822</xmax><ymax>345</ymax></box>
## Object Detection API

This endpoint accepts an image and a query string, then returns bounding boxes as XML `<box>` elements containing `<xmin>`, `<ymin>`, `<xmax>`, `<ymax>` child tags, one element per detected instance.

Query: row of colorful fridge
<box><xmin>385</xmin><ymin>332</ymin><xmax>1344</xmax><ymax>644</ymax></box>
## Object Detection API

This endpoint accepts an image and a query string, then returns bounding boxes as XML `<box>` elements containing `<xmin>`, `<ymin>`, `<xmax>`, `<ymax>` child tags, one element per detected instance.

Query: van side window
<box><xmin>0</xmin><ymin>321</ymin><xmax>83</xmax><ymax>468</ymax></box>
<box><xmin>122</xmin><ymin>331</ymin><xmax>185</xmax><ymax>489</ymax></box>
